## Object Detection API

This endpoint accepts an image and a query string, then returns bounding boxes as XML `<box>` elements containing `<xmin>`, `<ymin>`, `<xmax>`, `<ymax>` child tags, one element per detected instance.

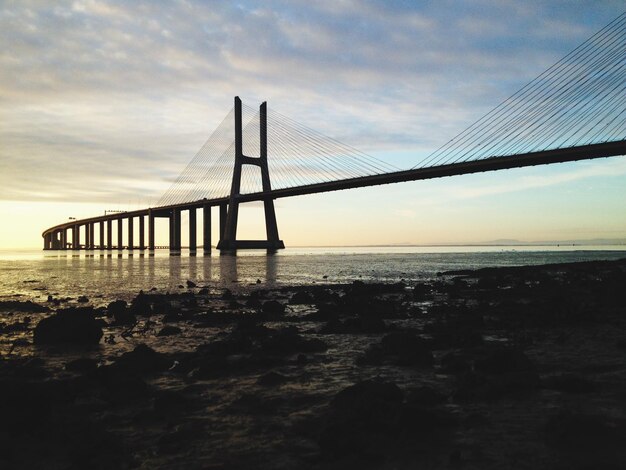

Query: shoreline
<box><xmin>1</xmin><ymin>258</ymin><xmax>626</xmax><ymax>468</ymax></box>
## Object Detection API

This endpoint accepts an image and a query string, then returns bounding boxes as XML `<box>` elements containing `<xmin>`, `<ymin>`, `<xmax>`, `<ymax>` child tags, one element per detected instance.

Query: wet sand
<box><xmin>1</xmin><ymin>258</ymin><xmax>626</xmax><ymax>469</ymax></box>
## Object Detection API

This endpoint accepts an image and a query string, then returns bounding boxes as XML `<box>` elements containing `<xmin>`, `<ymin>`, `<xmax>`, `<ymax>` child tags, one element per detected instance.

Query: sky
<box><xmin>1</xmin><ymin>0</ymin><xmax>625</xmax><ymax>248</ymax></box>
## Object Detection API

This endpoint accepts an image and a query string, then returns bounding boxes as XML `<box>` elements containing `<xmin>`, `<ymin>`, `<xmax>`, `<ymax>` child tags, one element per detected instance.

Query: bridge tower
<box><xmin>217</xmin><ymin>97</ymin><xmax>285</xmax><ymax>251</ymax></box>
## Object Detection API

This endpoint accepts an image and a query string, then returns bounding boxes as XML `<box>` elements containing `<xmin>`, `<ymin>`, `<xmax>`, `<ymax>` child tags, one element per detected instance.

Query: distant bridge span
<box><xmin>41</xmin><ymin>135</ymin><xmax>626</xmax><ymax>252</ymax></box>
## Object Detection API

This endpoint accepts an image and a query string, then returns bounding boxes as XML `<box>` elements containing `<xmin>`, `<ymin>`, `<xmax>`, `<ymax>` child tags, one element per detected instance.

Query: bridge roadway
<box><xmin>42</xmin><ymin>140</ymin><xmax>626</xmax><ymax>252</ymax></box>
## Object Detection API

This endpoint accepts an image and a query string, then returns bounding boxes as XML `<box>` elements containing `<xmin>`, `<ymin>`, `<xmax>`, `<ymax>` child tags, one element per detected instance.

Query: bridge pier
<box><xmin>106</xmin><ymin>220</ymin><xmax>112</xmax><ymax>249</ymax></box>
<box><xmin>216</xmin><ymin>97</ymin><xmax>284</xmax><ymax>251</ymax></box>
<box><xmin>148</xmin><ymin>210</ymin><xmax>155</xmax><ymax>251</ymax></box>
<box><xmin>72</xmin><ymin>225</ymin><xmax>79</xmax><ymax>250</ymax></box>
<box><xmin>99</xmin><ymin>222</ymin><xmax>104</xmax><ymax>250</ymax></box>
<box><xmin>169</xmin><ymin>209</ymin><xmax>181</xmax><ymax>254</ymax></box>
<box><xmin>117</xmin><ymin>218</ymin><xmax>123</xmax><ymax>250</ymax></box>
<box><xmin>128</xmin><ymin>216</ymin><xmax>134</xmax><ymax>251</ymax></box>
<box><xmin>203</xmin><ymin>205</ymin><xmax>211</xmax><ymax>253</ymax></box>
<box><xmin>139</xmin><ymin>215</ymin><xmax>145</xmax><ymax>250</ymax></box>
<box><xmin>85</xmin><ymin>224</ymin><xmax>90</xmax><ymax>250</ymax></box>
<box><xmin>189</xmin><ymin>208</ymin><xmax>197</xmax><ymax>254</ymax></box>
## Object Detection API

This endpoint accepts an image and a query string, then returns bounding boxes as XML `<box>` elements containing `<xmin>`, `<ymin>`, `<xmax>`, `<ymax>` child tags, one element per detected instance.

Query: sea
<box><xmin>1</xmin><ymin>246</ymin><xmax>625</xmax><ymax>306</ymax></box>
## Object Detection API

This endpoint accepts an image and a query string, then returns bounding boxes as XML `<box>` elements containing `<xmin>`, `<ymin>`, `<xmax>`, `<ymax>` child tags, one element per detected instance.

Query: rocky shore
<box><xmin>1</xmin><ymin>258</ymin><xmax>626</xmax><ymax>469</ymax></box>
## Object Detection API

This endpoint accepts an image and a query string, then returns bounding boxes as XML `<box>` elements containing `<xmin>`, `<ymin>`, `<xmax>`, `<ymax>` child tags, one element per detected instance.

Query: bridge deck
<box><xmin>42</xmin><ymin>140</ymin><xmax>626</xmax><ymax>237</ymax></box>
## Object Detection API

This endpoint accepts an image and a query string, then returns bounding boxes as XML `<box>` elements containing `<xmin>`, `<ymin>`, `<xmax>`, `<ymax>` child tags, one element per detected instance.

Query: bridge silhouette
<box><xmin>42</xmin><ymin>13</ymin><xmax>626</xmax><ymax>253</ymax></box>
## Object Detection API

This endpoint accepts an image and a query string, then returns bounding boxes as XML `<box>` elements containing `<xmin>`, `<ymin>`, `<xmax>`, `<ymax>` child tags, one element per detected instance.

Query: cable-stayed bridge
<box><xmin>42</xmin><ymin>13</ymin><xmax>626</xmax><ymax>253</ymax></box>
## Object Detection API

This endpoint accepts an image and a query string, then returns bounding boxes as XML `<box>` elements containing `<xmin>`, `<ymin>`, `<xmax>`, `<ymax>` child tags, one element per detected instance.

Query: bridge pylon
<box><xmin>216</xmin><ymin>97</ymin><xmax>285</xmax><ymax>251</ymax></box>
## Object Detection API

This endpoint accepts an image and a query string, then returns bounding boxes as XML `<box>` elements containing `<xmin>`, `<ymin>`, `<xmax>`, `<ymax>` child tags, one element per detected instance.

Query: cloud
<box><xmin>0</xmin><ymin>1</ymin><xmax>623</xmax><ymax>205</ymax></box>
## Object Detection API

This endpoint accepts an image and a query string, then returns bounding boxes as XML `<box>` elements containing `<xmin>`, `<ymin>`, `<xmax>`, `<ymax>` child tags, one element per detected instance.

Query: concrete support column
<box><xmin>219</xmin><ymin>203</ymin><xmax>228</xmax><ymax>241</ymax></box>
<box><xmin>117</xmin><ymin>218</ymin><xmax>123</xmax><ymax>249</ymax></box>
<box><xmin>139</xmin><ymin>215</ymin><xmax>145</xmax><ymax>250</ymax></box>
<box><xmin>174</xmin><ymin>209</ymin><xmax>181</xmax><ymax>250</ymax></box>
<box><xmin>99</xmin><ymin>222</ymin><xmax>104</xmax><ymax>250</ymax></box>
<box><xmin>189</xmin><ymin>208</ymin><xmax>197</xmax><ymax>253</ymax></box>
<box><xmin>203</xmin><ymin>205</ymin><xmax>211</xmax><ymax>252</ymax></box>
<box><xmin>73</xmin><ymin>225</ymin><xmax>80</xmax><ymax>250</ymax></box>
<box><xmin>61</xmin><ymin>229</ymin><xmax>67</xmax><ymax>250</ymax></box>
<box><xmin>148</xmin><ymin>210</ymin><xmax>155</xmax><ymax>250</ymax></box>
<box><xmin>85</xmin><ymin>224</ymin><xmax>91</xmax><ymax>249</ymax></box>
<box><xmin>43</xmin><ymin>232</ymin><xmax>51</xmax><ymax>250</ymax></box>
<box><xmin>128</xmin><ymin>217</ymin><xmax>134</xmax><ymax>251</ymax></box>
<box><xmin>169</xmin><ymin>210</ymin><xmax>181</xmax><ymax>253</ymax></box>
<box><xmin>106</xmin><ymin>220</ymin><xmax>112</xmax><ymax>249</ymax></box>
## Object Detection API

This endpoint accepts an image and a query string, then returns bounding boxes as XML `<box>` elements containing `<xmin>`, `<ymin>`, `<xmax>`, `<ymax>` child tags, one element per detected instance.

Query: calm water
<box><xmin>1</xmin><ymin>246</ymin><xmax>625</xmax><ymax>305</ymax></box>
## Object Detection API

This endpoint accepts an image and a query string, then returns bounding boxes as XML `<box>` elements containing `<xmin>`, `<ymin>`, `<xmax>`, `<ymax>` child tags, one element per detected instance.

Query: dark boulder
<box><xmin>130</xmin><ymin>292</ymin><xmax>153</xmax><ymax>316</ymax></box>
<box><xmin>107</xmin><ymin>300</ymin><xmax>136</xmax><ymax>325</ymax></box>
<box><xmin>111</xmin><ymin>344</ymin><xmax>170</xmax><ymax>375</ymax></box>
<box><xmin>0</xmin><ymin>300</ymin><xmax>49</xmax><ymax>313</ymax></box>
<box><xmin>319</xmin><ymin>380</ymin><xmax>456</xmax><ymax>457</ymax></box>
<box><xmin>261</xmin><ymin>300</ymin><xmax>285</xmax><ymax>318</ymax></box>
<box><xmin>65</xmin><ymin>357</ymin><xmax>99</xmax><ymax>375</ymax></box>
<box><xmin>157</xmin><ymin>325</ymin><xmax>182</xmax><ymax>337</ymax></box>
<box><xmin>289</xmin><ymin>290</ymin><xmax>315</xmax><ymax>304</ymax></box>
<box><xmin>257</xmin><ymin>371</ymin><xmax>289</xmax><ymax>387</ymax></box>
<box><xmin>33</xmin><ymin>307</ymin><xmax>103</xmax><ymax>345</ymax></box>
<box><xmin>380</xmin><ymin>332</ymin><xmax>433</xmax><ymax>366</ymax></box>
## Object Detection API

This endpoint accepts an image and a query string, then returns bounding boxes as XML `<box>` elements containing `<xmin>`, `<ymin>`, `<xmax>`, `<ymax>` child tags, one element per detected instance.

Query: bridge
<box><xmin>42</xmin><ymin>13</ymin><xmax>626</xmax><ymax>253</ymax></box>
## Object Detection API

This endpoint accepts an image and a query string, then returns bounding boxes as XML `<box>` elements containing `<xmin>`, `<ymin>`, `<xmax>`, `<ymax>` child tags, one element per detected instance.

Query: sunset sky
<box><xmin>1</xmin><ymin>1</ymin><xmax>625</xmax><ymax>249</ymax></box>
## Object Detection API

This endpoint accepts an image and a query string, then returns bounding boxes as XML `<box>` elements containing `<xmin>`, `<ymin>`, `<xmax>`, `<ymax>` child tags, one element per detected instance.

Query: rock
<box><xmin>157</xmin><ymin>325</ymin><xmax>182</xmax><ymax>337</ymax></box>
<box><xmin>289</xmin><ymin>291</ymin><xmax>315</xmax><ymax>304</ymax></box>
<box><xmin>33</xmin><ymin>307</ymin><xmax>103</xmax><ymax>345</ymax></box>
<box><xmin>111</xmin><ymin>344</ymin><xmax>170</xmax><ymax>375</ymax></box>
<box><xmin>319</xmin><ymin>380</ymin><xmax>404</xmax><ymax>456</ymax></box>
<box><xmin>257</xmin><ymin>371</ymin><xmax>288</xmax><ymax>387</ymax></box>
<box><xmin>186</xmin><ymin>280</ymin><xmax>197</xmax><ymax>288</ymax></box>
<box><xmin>162</xmin><ymin>312</ymin><xmax>184</xmax><ymax>323</ymax></box>
<box><xmin>153</xmin><ymin>390</ymin><xmax>188</xmax><ymax>415</ymax></box>
<box><xmin>413</xmin><ymin>283</ymin><xmax>432</xmax><ymax>299</ymax></box>
<box><xmin>380</xmin><ymin>332</ymin><xmax>433</xmax><ymax>366</ymax></box>
<box><xmin>65</xmin><ymin>357</ymin><xmax>99</xmax><ymax>374</ymax></box>
<box><xmin>261</xmin><ymin>300</ymin><xmax>285</xmax><ymax>317</ymax></box>
<box><xmin>0</xmin><ymin>300</ymin><xmax>49</xmax><ymax>313</ymax></box>
<box><xmin>361</xmin><ymin>332</ymin><xmax>433</xmax><ymax>367</ymax></box>
<box><xmin>331</xmin><ymin>380</ymin><xmax>404</xmax><ymax>412</ymax></box>
<box><xmin>130</xmin><ymin>292</ymin><xmax>153</xmax><ymax>316</ymax></box>
<box><xmin>77</xmin><ymin>295</ymin><xmax>89</xmax><ymax>303</ymax></box>
<box><xmin>107</xmin><ymin>300</ymin><xmax>135</xmax><ymax>325</ymax></box>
